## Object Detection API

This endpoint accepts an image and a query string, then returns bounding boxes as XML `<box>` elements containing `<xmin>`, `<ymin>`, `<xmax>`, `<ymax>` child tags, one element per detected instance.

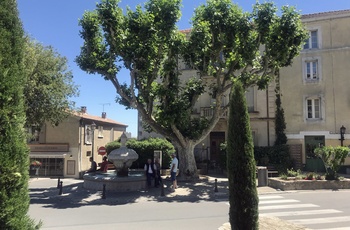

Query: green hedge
<box><xmin>106</xmin><ymin>138</ymin><xmax>175</xmax><ymax>169</ymax></box>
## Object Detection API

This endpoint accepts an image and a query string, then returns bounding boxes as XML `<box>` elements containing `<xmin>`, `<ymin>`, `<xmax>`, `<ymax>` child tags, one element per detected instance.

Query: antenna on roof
<box><xmin>100</xmin><ymin>103</ymin><xmax>111</xmax><ymax>112</ymax></box>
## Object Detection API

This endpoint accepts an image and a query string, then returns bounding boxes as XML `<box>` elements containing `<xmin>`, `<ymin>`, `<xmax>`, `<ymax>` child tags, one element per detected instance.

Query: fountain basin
<box><xmin>83</xmin><ymin>170</ymin><xmax>146</xmax><ymax>192</ymax></box>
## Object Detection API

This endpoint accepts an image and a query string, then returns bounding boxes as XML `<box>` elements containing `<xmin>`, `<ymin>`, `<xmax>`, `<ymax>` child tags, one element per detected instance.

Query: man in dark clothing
<box><xmin>154</xmin><ymin>157</ymin><xmax>162</xmax><ymax>187</ymax></box>
<box><xmin>144</xmin><ymin>158</ymin><xmax>156</xmax><ymax>187</ymax></box>
<box><xmin>86</xmin><ymin>157</ymin><xmax>97</xmax><ymax>173</ymax></box>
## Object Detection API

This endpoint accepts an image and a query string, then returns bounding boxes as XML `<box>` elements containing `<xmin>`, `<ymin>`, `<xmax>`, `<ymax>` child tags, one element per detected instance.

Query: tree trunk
<box><xmin>176</xmin><ymin>143</ymin><xmax>199</xmax><ymax>180</ymax></box>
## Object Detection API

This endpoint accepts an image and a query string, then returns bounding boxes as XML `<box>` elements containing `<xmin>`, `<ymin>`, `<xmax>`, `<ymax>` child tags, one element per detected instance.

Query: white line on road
<box><xmin>259</xmin><ymin>199</ymin><xmax>299</xmax><ymax>204</ymax></box>
<box><xmin>259</xmin><ymin>195</ymin><xmax>284</xmax><ymax>200</ymax></box>
<box><xmin>259</xmin><ymin>203</ymin><xmax>318</xmax><ymax>210</ymax></box>
<box><xmin>293</xmin><ymin>216</ymin><xmax>350</xmax><ymax>225</ymax></box>
<box><xmin>260</xmin><ymin>209</ymin><xmax>342</xmax><ymax>217</ymax></box>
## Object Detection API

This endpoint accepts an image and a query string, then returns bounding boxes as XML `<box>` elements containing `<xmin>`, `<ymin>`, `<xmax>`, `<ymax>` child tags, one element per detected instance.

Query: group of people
<box><xmin>85</xmin><ymin>156</ymin><xmax>109</xmax><ymax>173</ymax></box>
<box><xmin>144</xmin><ymin>153</ymin><xmax>178</xmax><ymax>191</ymax></box>
<box><xmin>85</xmin><ymin>153</ymin><xmax>179</xmax><ymax>191</ymax></box>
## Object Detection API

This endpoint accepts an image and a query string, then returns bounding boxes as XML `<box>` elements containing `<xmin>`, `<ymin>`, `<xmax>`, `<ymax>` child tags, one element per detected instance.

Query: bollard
<box><xmin>57</xmin><ymin>177</ymin><xmax>61</xmax><ymax>189</ymax></box>
<box><xmin>102</xmin><ymin>184</ymin><xmax>106</xmax><ymax>199</ymax></box>
<box><xmin>214</xmin><ymin>178</ymin><xmax>218</xmax><ymax>192</ymax></box>
<box><xmin>160</xmin><ymin>181</ymin><xmax>165</xmax><ymax>197</ymax></box>
<box><xmin>58</xmin><ymin>181</ymin><xmax>63</xmax><ymax>195</ymax></box>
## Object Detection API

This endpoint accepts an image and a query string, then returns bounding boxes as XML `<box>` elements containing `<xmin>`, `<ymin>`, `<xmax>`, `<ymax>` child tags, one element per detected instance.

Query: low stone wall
<box><xmin>83</xmin><ymin>171</ymin><xmax>147</xmax><ymax>192</ymax></box>
<box><xmin>268</xmin><ymin>178</ymin><xmax>350</xmax><ymax>191</ymax></box>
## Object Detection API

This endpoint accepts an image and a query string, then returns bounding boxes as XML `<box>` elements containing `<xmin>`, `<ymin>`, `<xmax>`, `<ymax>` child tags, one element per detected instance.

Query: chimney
<box><xmin>102</xmin><ymin>112</ymin><xmax>107</xmax><ymax>119</ymax></box>
<box><xmin>81</xmin><ymin>106</ymin><xmax>87</xmax><ymax>113</ymax></box>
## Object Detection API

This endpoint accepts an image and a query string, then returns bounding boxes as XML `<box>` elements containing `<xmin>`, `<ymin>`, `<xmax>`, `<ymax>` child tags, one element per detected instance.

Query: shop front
<box><xmin>29</xmin><ymin>144</ymin><xmax>69</xmax><ymax>177</ymax></box>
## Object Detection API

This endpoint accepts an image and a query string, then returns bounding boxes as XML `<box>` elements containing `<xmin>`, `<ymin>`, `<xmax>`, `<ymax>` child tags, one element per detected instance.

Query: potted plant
<box><xmin>30</xmin><ymin>160</ymin><xmax>42</xmax><ymax>176</ymax></box>
<box><xmin>30</xmin><ymin>160</ymin><xmax>42</xmax><ymax>169</ymax></box>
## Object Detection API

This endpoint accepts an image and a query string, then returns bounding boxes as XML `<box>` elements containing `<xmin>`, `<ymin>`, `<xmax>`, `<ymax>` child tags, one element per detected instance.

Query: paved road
<box><xmin>29</xmin><ymin>177</ymin><xmax>230</xmax><ymax>230</ymax></box>
<box><xmin>258</xmin><ymin>191</ymin><xmax>350</xmax><ymax>230</ymax></box>
<box><xmin>29</xmin><ymin>176</ymin><xmax>350</xmax><ymax>230</ymax></box>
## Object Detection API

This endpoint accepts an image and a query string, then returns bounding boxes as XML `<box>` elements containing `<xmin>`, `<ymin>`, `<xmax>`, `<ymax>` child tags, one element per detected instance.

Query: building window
<box><xmin>245</xmin><ymin>87</ymin><xmax>254</xmax><ymax>112</ymax></box>
<box><xmin>86</xmin><ymin>151</ymin><xmax>91</xmax><ymax>157</ymax></box>
<box><xmin>306</xmin><ymin>98</ymin><xmax>321</xmax><ymax>119</ymax></box>
<box><xmin>85</xmin><ymin>125</ymin><xmax>92</xmax><ymax>144</ymax></box>
<box><xmin>27</xmin><ymin>126</ymin><xmax>40</xmax><ymax>143</ymax></box>
<box><xmin>304</xmin><ymin>30</ymin><xmax>318</xmax><ymax>49</ymax></box>
<box><xmin>302</xmin><ymin>57</ymin><xmax>321</xmax><ymax>83</ymax></box>
<box><xmin>306</xmin><ymin>60</ymin><xmax>318</xmax><ymax>80</ymax></box>
<box><xmin>98</xmin><ymin>126</ymin><xmax>103</xmax><ymax>138</ymax></box>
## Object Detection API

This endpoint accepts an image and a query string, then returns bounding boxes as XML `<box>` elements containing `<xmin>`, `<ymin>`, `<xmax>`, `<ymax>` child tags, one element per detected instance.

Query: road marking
<box><xmin>259</xmin><ymin>199</ymin><xmax>299</xmax><ymax>204</ymax></box>
<box><xmin>293</xmin><ymin>216</ymin><xmax>350</xmax><ymax>225</ymax></box>
<box><xmin>259</xmin><ymin>195</ymin><xmax>284</xmax><ymax>200</ymax></box>
<box><xmin>260</xmin><ymin>209</ymin><xmax>342</xmax><ymax>217</ymax></box>
<box><xmin>259</xmin><ymin>203</ymin><xmax>318</xmax><ymax>210</ymax></box>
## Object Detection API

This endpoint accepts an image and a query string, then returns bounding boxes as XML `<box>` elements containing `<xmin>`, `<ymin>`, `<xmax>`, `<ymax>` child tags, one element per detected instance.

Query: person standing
<box><xmin>85</xmin><ymin>157</ymin><xmax>97</xmax><ymax>173</ymax></box>
<box><xmin>144</xmin><ymin>158</ymin><xmax>156</xmax><ymax>188</ymax></box>
<box><xmin>170</xmin><ymin>153</ymin><xmax>178</xmax><ymax>191</ymax></box>
<box><xmin>154</xmin><ymin>157</ymin><xmax>162</xmax><ymax>187</ymax></box>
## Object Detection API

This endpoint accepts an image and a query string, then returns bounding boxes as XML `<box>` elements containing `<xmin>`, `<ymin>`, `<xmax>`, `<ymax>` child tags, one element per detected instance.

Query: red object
<box><xmin>98</xmin><ymin>146</ymin><xmax>107</xmax><ymax>155</ymax></box>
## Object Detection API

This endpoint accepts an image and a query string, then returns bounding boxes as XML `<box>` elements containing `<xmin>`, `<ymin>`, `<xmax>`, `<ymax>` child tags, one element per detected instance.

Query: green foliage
<box><xmin>106</xmin><ymin>138</ymin><xmax>175</xmax><ymax>169</ymax></box>
<box><xmin>227</xmin><ymin>81</ymin><xmax>258</xmax><ymax>229</ymax></box>
<box><xmin>253</xmin><ymin>146</ymin><xmax>270</xmax><ymax>165</ymax></box>
<box><xmin>268</xmin><ymin>144</ymin><xmax>293</xmax><ymax>173</ymax></box>
<box><xmin>286</xmin><ymin>168</ymin><xmax>302</xmax><ymax>177</ymax></box>
<box><xmin>105</xmin><ymin>139</ymin><xmax>121</xmax><ymax>154</ymax></box>
<box><xmin>23</xmin><ymin>38</ymin><xmax>79</xmax><ymax>128</ymax></box>
<box><xmin>314</xmin><ymin>146</ymin><xmax>349</xmax><ymax>180</ymax></box>
<box><xmin>274</xmin><ymin>73</ymin><xmax>287</xmax><ymax>145</ymax></box>
<box><xmin>0</xmin><ymin>1</ymin><xmax>40</xmax><ymax>229</ymax></box>
<box><xmin>76</xmin><ymin>0</ymin><xmax>307</xmax><ymax>179</ymax></box>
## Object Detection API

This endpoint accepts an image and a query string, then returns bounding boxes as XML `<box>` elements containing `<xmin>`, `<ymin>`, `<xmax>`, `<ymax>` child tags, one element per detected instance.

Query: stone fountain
<box><xmin>83</xmin><ymin>133</ymin><xmax>146</xmax><ymax>192</ymax></box>
<box><xmin>108</xmin><ymin>133</ymin><xmax>139</xmax><ymax>176</ymax></box>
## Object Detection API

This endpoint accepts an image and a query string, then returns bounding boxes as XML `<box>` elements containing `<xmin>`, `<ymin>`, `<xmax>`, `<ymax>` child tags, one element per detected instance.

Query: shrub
<box><xmin>286</xmin><ymin>168</ymin><xmax>301</xmax><ymax>177</ymax></box>
<box><xmin>106</xmin><ymin>138</ymin><xmax>175</xmax><ymax>169</ymax></box>
<box><xmin>314</xmin><ymin>146</ymin><xmax>350</xmax><ymax>180</ymax></box>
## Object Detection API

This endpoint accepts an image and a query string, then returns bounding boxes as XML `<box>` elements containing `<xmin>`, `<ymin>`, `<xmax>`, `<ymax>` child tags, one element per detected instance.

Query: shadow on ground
<box><xmin>29</xmin><ymin>174</ymin><xmax>229</xmax><ymax>210</ymax></box>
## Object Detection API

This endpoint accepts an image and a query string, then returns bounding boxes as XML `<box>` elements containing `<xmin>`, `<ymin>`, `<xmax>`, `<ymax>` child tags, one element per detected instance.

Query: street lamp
<box><xmin>91</xmin><ymin>122</ymin><xmax>96</xmax><ymax>161</ymax></box>
<box><xmin>340</xmin><ymin>125</ymin><xmax>346</xmax><ymax>146</ymax></box>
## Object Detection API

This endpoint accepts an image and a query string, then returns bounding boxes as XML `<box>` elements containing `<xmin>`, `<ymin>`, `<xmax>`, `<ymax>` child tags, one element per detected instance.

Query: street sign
<box><xmin>98</xmin><ymin>146</ymin><xmax>107</xmax><ymax>155</ymax></box>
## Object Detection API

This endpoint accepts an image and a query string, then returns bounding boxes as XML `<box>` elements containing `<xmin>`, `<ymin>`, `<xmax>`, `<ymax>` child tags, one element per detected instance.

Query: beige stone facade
<box><xmin>28</xmin><ymin>107</ymin><xmax>127</xmax><ymax>178</ymax></box>
<box><xmin>280</xmin><ymin>10</ymin><xmax>350</xmax><ymax>168</ymax></box>
<box><xmin>138</xmin><ymin>9</ymin><xmax>350</xmax><ymax>171</ymax></box>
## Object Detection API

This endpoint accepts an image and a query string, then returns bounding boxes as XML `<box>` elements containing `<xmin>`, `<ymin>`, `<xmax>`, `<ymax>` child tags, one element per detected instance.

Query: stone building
<box><xmin>138</xmin><ymin>9</ymin><xmax>350</xmax><ymax>172</ymax></box>
<box><xmin>280</xmin><ymin>10</ymin><xmax>350</xmax><ymax>171</ymax></box>
<box><xmin>28</xmin><ymin>106</ymin><xmax>127</xmax><ymax>178</ymax></box>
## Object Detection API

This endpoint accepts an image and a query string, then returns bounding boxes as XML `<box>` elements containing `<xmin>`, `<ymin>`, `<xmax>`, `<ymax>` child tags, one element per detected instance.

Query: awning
<box><xmin>30</xmin><ymin>152</ymin><xmax>68</xmax><ymax>158</ymax></box>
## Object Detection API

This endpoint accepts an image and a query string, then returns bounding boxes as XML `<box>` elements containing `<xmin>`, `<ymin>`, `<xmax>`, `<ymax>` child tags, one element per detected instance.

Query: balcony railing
<box><xmin>200</xmin><ymin>107</ymin><xmax>227</xmax><ymax>118</ymax></box>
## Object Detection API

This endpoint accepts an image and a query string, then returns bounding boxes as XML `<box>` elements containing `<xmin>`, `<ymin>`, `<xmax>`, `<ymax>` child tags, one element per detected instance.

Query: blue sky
<box><xmin>17</xmin><ymin>0</ymin><xmax>350</xmax><ymax>137</ymax></box>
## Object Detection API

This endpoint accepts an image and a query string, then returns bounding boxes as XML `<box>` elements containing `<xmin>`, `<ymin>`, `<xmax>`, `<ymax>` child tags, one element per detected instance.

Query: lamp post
<box><xmin>91</xmin><ymin>122</ymin><xmax>96</xmax><ymax>161</ymax></box>
<box><xmin>340</xmin><ymin>125</ymin><xmax>346</xmax><ymax>146</ymax></box>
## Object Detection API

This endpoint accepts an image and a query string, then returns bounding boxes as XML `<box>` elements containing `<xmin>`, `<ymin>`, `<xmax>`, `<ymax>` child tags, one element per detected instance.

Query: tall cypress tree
<box><xmin>227</xmin><ymin>81</ymin><xmax>258</xmax><ymax>229</ymax></box>
<box><xmin>0</xmin><ymin>0</ymin><xmax>39</xmax><ymax>229</ymax></box>
<box><xmin>274</xmin><ymin>71</ymin><xmax>287</xmax><ymax>146</ymax></box>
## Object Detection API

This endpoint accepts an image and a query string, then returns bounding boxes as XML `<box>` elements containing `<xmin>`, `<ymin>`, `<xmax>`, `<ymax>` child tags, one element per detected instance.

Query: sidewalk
<box><xmin>29</xmin><ymin>174</ymin><xmax>281</xmax><ymax>203</ymax></box>
<box><xmin>29</xmin><ymin>175</ymin><xmax>305</xmax><ymax>230</ymax></box>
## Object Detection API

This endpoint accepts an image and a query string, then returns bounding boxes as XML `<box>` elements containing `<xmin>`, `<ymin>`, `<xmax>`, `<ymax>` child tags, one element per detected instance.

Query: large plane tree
<box><xmin>23</xmin><ymin>38</ymin><xmax>79</xmax><ymax>129</ymax></box>
<box><xmin>77</xmin><ymin>0</ymin><xmax>306</xmax><ymax>179</ymax></box>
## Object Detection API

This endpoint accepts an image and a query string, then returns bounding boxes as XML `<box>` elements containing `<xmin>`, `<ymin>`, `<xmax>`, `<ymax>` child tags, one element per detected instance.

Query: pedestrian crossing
<box><xmin>258</xmin><ymin>195</ymin><xmax>350</xmax><ymax>230</ymax></box>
